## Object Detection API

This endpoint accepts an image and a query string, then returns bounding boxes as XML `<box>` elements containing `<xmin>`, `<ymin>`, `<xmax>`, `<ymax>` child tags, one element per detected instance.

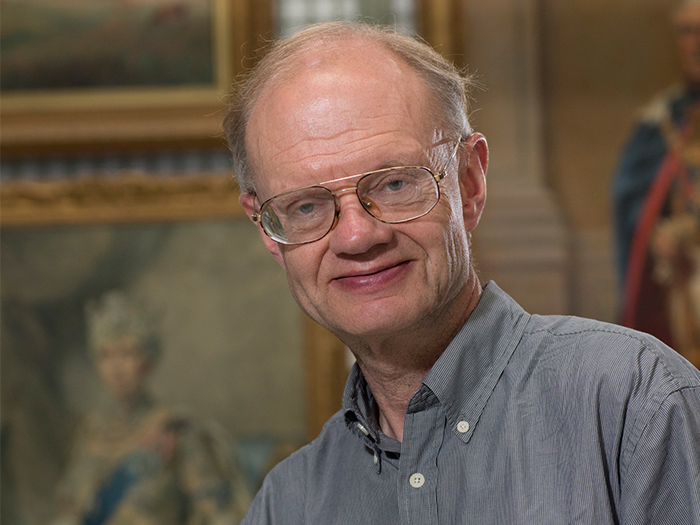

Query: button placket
<box><xmin>409</xmin><ymin>472</ymin><xmax>425</xmax><ymax>488</ymax></box>
<box><xmin>397</xmin><ymin>399</ymin><xmax>445</xmax><ymax>525</ymax></box>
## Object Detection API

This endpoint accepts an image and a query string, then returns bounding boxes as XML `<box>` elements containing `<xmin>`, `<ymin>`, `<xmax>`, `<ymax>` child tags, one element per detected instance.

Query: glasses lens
<box><xmin>261</xmin><ymin>187</ymin><xmax>336</xmax><ymax>244</ymax></box>
<box><xmin>357</xmin><ymin>167</ymin><xmax>439</xmax><ymax>222</ymax></box>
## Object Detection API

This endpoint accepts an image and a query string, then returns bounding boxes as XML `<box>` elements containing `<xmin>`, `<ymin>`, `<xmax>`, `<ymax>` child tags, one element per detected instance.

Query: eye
<box><xmin>287</xmin><ymin>197</ymin><xmax>328</xmax><ymax>218</ymax></box>
<box><xmin>367</xmin><ymin>170</ymin><xmax>413</xmax><ymax>194</ymax></box>
<box><xmin>385</xmin><ymin>179</ymin><xmax>406</xmax><ymax>192</ymax></box>
<box><xmin>296</xmin><ymin>201</ymin><xmax>317</xmax><ymax>215</ymax></box>
<box><xmin>274</xmin><ymin>192</ymin><xmax>334</xmax><ymax>224</ymax></box>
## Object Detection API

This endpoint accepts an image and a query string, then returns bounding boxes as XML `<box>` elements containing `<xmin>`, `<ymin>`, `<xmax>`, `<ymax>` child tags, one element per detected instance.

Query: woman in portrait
<box><xmin>52</xmin><ymin>291</ymin><xmax>250</xmax><ymax>525</ymax></box>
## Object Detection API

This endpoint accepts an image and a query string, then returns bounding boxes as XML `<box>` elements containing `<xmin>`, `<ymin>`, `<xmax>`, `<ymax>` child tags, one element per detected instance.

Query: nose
<box><xmin>327</xmin><ymin>192</ymin><xmax>394</xmax><ymax>255</ymax></box>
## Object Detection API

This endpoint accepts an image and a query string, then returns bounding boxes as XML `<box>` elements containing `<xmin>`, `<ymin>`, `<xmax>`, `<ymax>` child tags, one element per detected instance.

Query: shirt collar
<box><xmin>342</xmin><ymin>281</ymin><xmax>530</xmax><ymax>445</ymax></box>
<box><xmin>421</xmin><ymin>281</ymin><xmax>530</xmax><ymax>443</ymax></box>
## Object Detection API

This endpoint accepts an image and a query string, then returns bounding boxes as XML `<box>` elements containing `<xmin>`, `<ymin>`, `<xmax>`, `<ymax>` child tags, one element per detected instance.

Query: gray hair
<box><xmin>85</xmin><ymin>290</ymin><xmax>160</xmax><ymax>362</ymax></box>
<box><xmin>223</xmin><ymin>21</ymin><xmax>475</xmax><ymax>194</ymax></box>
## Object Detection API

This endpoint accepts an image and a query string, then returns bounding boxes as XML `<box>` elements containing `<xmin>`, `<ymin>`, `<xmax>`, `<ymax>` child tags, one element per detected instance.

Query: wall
<box><xmin>542</xmin><ymin>0</ymin><xmax>679</xmax><ymax>230</ymax></box>
<box><xmin>464</xmin><ymin>0</ymin><xmax>683</xmax><ymax>322</ymax></box>
<box><xmin>541</xmin><ymin>0</ymin><xmax>681</xmax><ymax>319</ymax></box>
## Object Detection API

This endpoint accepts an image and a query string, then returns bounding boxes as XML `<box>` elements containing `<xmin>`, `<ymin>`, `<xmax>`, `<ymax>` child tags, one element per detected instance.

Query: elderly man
<box><xmin>225</xmin><ymin>21</ymin><xmax>700</xmax><ymax>524</ymax></box>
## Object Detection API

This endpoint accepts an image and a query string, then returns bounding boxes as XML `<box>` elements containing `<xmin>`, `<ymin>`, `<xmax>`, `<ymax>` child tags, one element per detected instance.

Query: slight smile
<box><xmin>331</xmin><ymin>261</ymin><xmax>413</xmax><ymax>293</ymax></box>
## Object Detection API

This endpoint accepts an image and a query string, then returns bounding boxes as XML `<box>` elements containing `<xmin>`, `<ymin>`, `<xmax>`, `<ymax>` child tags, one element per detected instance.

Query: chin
<box><xmin>330</xmin><ymin>303</ymin><xmax>428</xmax><ymax>340</ymax></box>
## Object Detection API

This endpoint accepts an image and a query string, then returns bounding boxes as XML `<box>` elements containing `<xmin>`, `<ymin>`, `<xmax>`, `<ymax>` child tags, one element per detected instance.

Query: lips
<box><xmin>331</xmin><ymin>260</ymin><xmax>412</xmax><ymax>292</ymax></box>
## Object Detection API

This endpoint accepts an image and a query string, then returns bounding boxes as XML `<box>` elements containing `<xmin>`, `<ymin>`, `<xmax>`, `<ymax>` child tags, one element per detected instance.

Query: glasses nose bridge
<box><xmin>327</xmin><ymin>181</ymin><xmax>376</xmax><ymax>224</ymax></box>
<box><xmin>329</xmin><ymin>185</ymin><xmax>359</xmax><ymax>199</ymax></box>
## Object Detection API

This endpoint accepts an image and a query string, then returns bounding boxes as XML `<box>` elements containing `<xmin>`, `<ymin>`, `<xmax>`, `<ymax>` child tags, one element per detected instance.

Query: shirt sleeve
<box><xmin>240</xmin><ymin>451</ymin><xmax>308</xmax><ymax>525</ymax></box>
<box><xmin>619</xmin><ymin>384</ymin><xmax>700</xmax><ymax>523</ymax></box>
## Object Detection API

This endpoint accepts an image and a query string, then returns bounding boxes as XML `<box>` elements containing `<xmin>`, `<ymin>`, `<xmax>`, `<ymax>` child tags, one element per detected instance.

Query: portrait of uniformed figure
<box><xmin>614</xmin><ymin>0</ymin><xmax>700</xmax><ymax>368</ymax></box>
<box><xmin>51</xmin><ymin>290</ymin><xmax>251</xmax><ymax>525</ymax></box>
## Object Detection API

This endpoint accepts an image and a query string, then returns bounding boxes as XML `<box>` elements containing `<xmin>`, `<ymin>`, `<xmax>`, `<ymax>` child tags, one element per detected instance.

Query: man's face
<box><xmin>96</xmin><ymin>335</ymin><xmax>151</xmax><ymax>402</ymax></box>
<box><xmin>241</xmin><ymin>42</ymin><xmax>486</xmax><ymax>343</ymax></box>
<box><xmin>676</xmin><ymin>4</ymin><xmax>700</xmax><ymax>86</ymax></box>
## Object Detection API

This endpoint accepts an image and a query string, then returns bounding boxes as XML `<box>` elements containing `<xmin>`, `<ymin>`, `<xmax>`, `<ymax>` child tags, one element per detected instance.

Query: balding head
<box><xmin>224</xmin><ymin>22</ymin><xmax>474</xmax><ymax>193</ymax></box>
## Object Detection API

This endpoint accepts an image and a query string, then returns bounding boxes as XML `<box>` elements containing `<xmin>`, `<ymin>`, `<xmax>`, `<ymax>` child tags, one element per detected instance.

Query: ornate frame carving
<box><xmin>1</xmin><ymin>174</ymin><xmax>346</xmax><ymax>441</ymax></box>
<box><xmin>0</xmin><ymin>0</ymin><xmax>273</xmax><ymax>157</ymax></box>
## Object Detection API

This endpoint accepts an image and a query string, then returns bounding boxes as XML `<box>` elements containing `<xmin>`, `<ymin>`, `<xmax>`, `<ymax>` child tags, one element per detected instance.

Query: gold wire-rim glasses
<box><xmin>251</xmin><ymin>138</ymin><xmax>464</xmax><ymax>245</ymax></box>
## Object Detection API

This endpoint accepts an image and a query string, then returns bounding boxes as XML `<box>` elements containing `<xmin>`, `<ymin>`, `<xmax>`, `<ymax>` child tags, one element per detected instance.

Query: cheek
<box><xmin>124</xmin><ymin>360</ymin><xmax>140</xmax><ymax>379</ymax></box>
<box><xmin>681</xmin><ymin>39</ymin><xmax>700</xmax><ymax>57</ymax></box>
<box><xmin>435</xmin><ymin>193</ymin><xmax>471</xmax><ymax>271</ymax></box>
<box><xmin>281</xmin><ymin>243</ymin><xmax>325</xmax><ymax>285</ymax></box>
<box><xmin>97</xmin><ymin>361</ymin><xmax>113</xmax><ymax>382</ymax></box>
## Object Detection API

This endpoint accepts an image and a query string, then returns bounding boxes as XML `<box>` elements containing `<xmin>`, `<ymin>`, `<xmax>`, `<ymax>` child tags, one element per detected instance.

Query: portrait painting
<box><xmin>0</xmin><ymin>175</ymin><xmax>325</xmax><ymax>524</ymax></box>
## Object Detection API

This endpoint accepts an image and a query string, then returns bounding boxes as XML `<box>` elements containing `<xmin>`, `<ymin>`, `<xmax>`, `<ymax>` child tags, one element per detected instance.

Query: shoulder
<box><xmin>616</xmin><ymin>84</ymin><xmax>685</xmax><ymax>159</ymax></box>
<box><xmin>524</xmin><ymin>315</ymin><xmax>698</xmax><ymax>383</ymax></box>
<box><xmin>261</xmin><ymin>411</ymin><xmax>351</xmax><ymax>486</ymax></box>
<box><xmin>637</xmin><ymin>84</ymin><xmax>686</xmax><ymax>126</ymax></box>
<box><xmin>519</xmin><ymin>315</ymin><xmax>700</xmax><ymax>423</ymax></box>
<box><xmin>242</xmin><ymin>412</ymin><xmax>351</xmax><ymax>524</ymax></box>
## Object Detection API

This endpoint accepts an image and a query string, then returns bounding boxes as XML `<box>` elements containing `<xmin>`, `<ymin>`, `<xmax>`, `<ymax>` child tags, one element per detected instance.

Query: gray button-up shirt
<box><xmin>242</xmin><ymin>282</ymin><xmax>700</xmax><ymax>524</ymax></box>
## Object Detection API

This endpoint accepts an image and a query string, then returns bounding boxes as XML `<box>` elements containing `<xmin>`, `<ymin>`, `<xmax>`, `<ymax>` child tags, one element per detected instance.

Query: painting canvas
<box><xmin>1</xmin><ymin>217</ymin><xmax>306</xmax><ymax>524</ymax></box>
<box><xmin>0</xmin><ymin>0</ymin><xmax>273</xmax><ymax>155</ymax></box>
<box><xmin>1</xmin><ymin>0</ymin><xmax>217</xmax><ymax>91</ymax></box>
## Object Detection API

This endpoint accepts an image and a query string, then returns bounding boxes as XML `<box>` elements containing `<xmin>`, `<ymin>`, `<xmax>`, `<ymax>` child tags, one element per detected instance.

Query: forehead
<box><xmin>676</xmin><ymin>3</ymin><xmax>700</xmax><ymax>25</ymax></box>
<box><xmin>97</xmin><ymin>336</ymin><xmax>142</xmax><ymax>356</ymax></box>
<box><xmin>246</xmin><ymin>39</ymin><xmax>441</xmax><ymax>196</ymax></box>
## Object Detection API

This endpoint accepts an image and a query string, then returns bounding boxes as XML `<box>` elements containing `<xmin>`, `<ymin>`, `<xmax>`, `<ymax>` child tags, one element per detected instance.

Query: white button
<box><xmin>409</xmin><ymin>473</ymin><xmax>425</xmax><ymax>488</ymax></box>
<box><xmin>457</xmin><ymin>421</ymin><xmax>470</xmax><ymax>433</ymax></box>
<box><xmin>373</xmin><ymin>454</ymin><xmax>378</xmax><ymax>464</ymax></box>
<box><xmin>356</xmin><ymin>423</ymin><xmax>369</xmax><ymax>436</ymax></box>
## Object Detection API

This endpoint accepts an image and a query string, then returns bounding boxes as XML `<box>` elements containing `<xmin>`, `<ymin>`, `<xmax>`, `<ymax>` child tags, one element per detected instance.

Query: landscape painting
<box><xmin>1</xmin><ymin>0</ymin><xmax>216</xmax><ymax>91</ymax></box>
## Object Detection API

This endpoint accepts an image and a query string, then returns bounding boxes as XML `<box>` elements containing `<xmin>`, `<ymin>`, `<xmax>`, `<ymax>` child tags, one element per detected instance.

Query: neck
<box><xmin>109</xmin><ymin>390</ymin><xmax>150</xmax><ymax>418</ymax></box>
<box><xmin>348</xmin><ymin>272</ymin><xmax>482</xmax><ymax>442</ymax></box>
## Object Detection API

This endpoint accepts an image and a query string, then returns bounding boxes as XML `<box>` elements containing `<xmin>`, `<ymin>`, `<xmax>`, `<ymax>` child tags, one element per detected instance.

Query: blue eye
<box><xmin>386</xmin><ymin>179</ymin><xmax>406</xmax><ymax>191</ymax></box>
<box><xmin>296</xmin><ymin>201</ymin><xmax>317</xmax><ymax>215</ymax></box>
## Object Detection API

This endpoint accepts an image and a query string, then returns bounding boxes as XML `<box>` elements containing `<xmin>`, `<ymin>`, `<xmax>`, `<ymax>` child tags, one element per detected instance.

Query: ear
<box><xmin>239</xmin><ymin>192</ymin><xmax>286</xmax><ymax>269</ymax></box>
<box><xmin>457</xmin><ymin>133</ymin><xmax>488</xmax><ymax>231</ymax></box>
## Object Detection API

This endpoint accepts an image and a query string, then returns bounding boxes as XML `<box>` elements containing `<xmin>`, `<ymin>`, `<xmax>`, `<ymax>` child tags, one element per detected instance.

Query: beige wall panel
<box><xmin>541</xmin><ymin>0</ymin><xmax>681</xmax><ymax>229</ymax></box>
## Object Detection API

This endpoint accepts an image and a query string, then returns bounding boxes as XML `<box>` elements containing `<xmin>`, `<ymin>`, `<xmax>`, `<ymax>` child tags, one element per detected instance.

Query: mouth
<box><xmin>332</xmin><ymin>260</ymin><xmax>412</xmax><ymax>292</ymax></box>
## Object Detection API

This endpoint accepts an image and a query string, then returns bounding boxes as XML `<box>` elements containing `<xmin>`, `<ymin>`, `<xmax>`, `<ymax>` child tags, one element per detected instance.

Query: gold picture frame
<box><xmin>1</xmin><ymin>3</ymin><xmax>466</xmax><ymax>492</ymax></box>
<box><xmin>0</xmin><ymin>0</ymin><xmax>272</xmax><ymax>157</ymax></box>
<box><xmin>1</xmin><ymin>173</ymin><xmax>347</xmax><ymax>437</ymax></box>
<box><xmin>1</xmin><ymin>174</ymin><xmax>348</xmax><ymax>524</ymax></box>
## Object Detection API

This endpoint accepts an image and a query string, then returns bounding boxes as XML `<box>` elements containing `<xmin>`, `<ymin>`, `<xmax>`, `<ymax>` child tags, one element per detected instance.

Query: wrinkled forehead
<box><xmin>245</xmin><ymin>39</ymin><xmax>442</xmax><ymax>195</ymax></box>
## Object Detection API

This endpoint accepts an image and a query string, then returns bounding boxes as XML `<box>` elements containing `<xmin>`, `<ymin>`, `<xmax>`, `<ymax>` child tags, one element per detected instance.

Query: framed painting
<box><xmin>0</xmin><ymin>0</ymin><xmax>272</xmax><ymax>156</ymax></box>
<box><xmin>0</xmin><ymin>174</ymin><xmax>347</xmax><ymax>524</ymax></box>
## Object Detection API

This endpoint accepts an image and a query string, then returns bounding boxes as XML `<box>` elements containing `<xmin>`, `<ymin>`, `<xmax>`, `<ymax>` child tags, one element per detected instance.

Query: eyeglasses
<box><xmin>251</xmin><ymin>140</ymin><xmax>462</xmax><ymax>245</ymax></box>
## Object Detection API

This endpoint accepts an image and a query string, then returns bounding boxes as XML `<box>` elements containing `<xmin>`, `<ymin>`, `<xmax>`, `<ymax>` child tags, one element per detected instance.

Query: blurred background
<box><xmin>0</xmin><ymin>0</ymin><xmax>687</xmax><ymax>524</ymax></box>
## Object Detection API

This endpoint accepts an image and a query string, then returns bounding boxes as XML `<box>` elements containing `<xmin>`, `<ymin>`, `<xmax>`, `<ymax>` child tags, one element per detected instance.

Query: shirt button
<box><xmin>409</xmin><ymin>473</ymin><xmax>425</xmax><ymax>488</ymax></box>
<box><xmin>457</xmin><ymin>421</ymin><xmax>470</xmax><ymax>433</ymax></box>
<box><xmin>356</xmin><ymin>423</ymin><xmax>369</xmax><ymax>436</ymax></box>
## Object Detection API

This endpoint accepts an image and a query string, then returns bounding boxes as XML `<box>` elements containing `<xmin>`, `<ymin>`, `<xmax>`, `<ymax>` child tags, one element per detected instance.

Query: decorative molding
<box><xmin>1</xmin><ymin>173</ymin><xmax>244</xmax><ymax>227</ymax></box>
<box><xmin>0</xmin><ymin>0</ymin><xmax>273</xmax><ymax>157</ymax></box>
